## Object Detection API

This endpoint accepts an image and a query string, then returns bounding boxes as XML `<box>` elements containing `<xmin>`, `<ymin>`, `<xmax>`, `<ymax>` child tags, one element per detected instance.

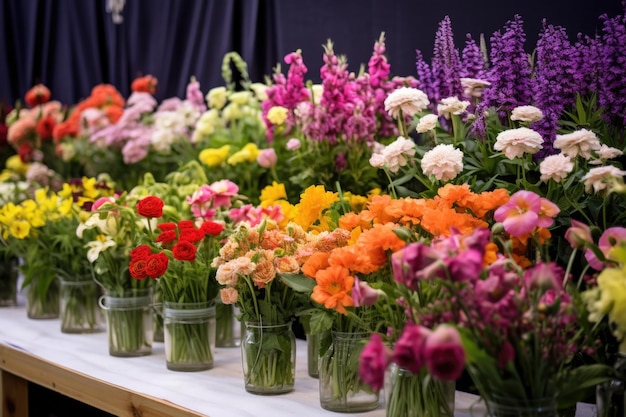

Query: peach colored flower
<box><xmin>7</xmin><ymin>117</ymin><xmax>36</xmax><ymax>145</ymax></box>
<box><xmin>436</xmin><ymin>97</ymin><xmax>470</xmax><ymax>119</ymax></box>
<box><xmin>252</xmin><ymin>258</ymin><xmax>276</xmax><ymax>289</ymax></box>
<box><xmin>554</xmin><ymin>129</ymin><xmax>601</xmax><ymax>160</ymax></box>
<box><xmin>274</xmin><ymin>255</ymin><xmax>300</xmax><ymax>274</ymax></box>
<box><xmin>220</xmin><ymin>287</ymin><xmax>239</xmax><ymax>304</ymax></box>
<box><xmin>581</xmin><ymin>165</ymin><xmax>626</xmax><ymax>194</ymax></box>
<box><xmin>416</xmin><ymin>114</ymin><xmax>439</xmax><ymax>133</ymax></box>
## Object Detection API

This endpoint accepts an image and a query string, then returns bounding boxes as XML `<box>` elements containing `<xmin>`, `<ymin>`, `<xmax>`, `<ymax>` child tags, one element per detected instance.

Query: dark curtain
<box><xmin>1</xmin><ymin>0</ymin><xmax>623</xmax><ymax>105</ymax></box>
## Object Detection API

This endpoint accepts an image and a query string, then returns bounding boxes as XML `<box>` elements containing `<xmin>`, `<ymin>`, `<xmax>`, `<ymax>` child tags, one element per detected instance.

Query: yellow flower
<box><xmin>9</xmin><ymin>219</ymin><xmax>30</xmax><ymax>239</ymax></box>
<box><xmin>199</xmin><ymin>145</ymin><xmax>231</xmax><ymax>167</ymax></box>
<box><xmin>250</xmin><ymin>83</ymin><xmax>268</xmax><ymax>101</ymax></box>
<box><xmin>267</xmin><ymin>106</ymin><xmax>288</xmax><ymax>125</ymax></box>
<box><xmin>293</xmin><ymin>185</ymin><xmax>339</xmax><ymax>231</ymax></box>
<box><xmin>343</xmin><ymin>192</ymin><xmax>369</xmax><ymax>212</ymax></box>
<box><xmin>260</xmin><ymin>182</ymin><xmax>287</xmax><ymax>207</ymax></box>
<box><xmin>6</xmin><ymin>155</ymin><xmax>29</xmax><ymax>175</ymax></box>
<box><xmin>227</xmin><ymin>143</ymin><xmax>260</xmax><ymax>165</ymax></box>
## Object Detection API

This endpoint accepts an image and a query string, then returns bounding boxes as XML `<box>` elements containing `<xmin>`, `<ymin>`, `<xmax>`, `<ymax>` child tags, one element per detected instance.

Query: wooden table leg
<box><xmin>1</xmin><ymin>370</ymin><xmax>28</xmax><ymax>417</ymax></box>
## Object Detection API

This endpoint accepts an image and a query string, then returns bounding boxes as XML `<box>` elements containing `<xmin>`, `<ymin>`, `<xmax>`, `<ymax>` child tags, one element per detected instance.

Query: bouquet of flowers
<box><xmin>358</xmin><ymin>189</ymin><xmax>613</xmax><ymax>416</ymax></box>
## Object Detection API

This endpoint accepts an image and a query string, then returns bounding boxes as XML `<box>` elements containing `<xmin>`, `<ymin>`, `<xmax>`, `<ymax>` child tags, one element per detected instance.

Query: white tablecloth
<box><xmin>0</xmin><ymin>296</ymin><xmax>597</xmax><ymax>417</ymax></box>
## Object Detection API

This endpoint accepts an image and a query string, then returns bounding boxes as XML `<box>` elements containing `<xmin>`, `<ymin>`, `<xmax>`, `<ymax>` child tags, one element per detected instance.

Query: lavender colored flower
<box><xmin>186</xmin><ymin>79</ymin><xmax>207</xmax><ymax>113</ymax></box>
<box><xmin>531</xmin><ymin>21</ymin><xmax>578</xmax><ymax>159</ymax></box>
<box><xmin>482</xmin><ymin>15</ymin><xmax>533</xmax><ymax>114</ymax></box>
<box><xmin>431</xmin><ymin>16</ymin><xmax>463</xmax><ymax>101</ymax></box>
<box><xmin>461</xmin><ymin>34</ymin><xmax>486</xmax><ymax>79</ymax></box>
<box><xmin>415</xmin><ymin>50</ymin><xmax>437</xmax><ymax>103</ymax></box>
<box><xmin>596</xmin><ymin>12</ymin><xmax>626</xmax><ymax>126</ymax></box>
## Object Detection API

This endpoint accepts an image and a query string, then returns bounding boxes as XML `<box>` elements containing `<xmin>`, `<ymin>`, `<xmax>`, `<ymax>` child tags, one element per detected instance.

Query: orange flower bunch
<box><xmin>52</xmin><ymin>84</ymin><xmax>125</xmax><ymax>142</ymax></box>
<box><xmin>131</xmin><ymin>75</ymin><xmax>158</xmax><ymax>94</ymax></box>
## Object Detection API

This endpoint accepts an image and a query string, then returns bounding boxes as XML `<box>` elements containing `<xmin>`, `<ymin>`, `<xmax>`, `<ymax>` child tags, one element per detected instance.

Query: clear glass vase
<box><xmin>0</xmin><ymin>256</ymin><xmax>18</xmax><ymax>307</ymax></box>
<box><xmin>482</xmin><ymin>396</ymin><xmax>557</xmax><ymax>417</ymax></box>
<box><xmin>241</xmin><ymin>321</ymin><xmax>296</xmax><ymax>395</ymax></box>
<box><xmin>384</xmin><ymin>363</ymin><xmax>455</xmax><ymax>417</ymax></box>
<box><xmin>319</xmin><ymin>331</ymin><xmax>380</xmax><ymax>412</ymax></box>
<box><xmin>60</xmin><ymin>280</ymin><xmax>102</xmax><ymax>333</ymax></box>
<box><xmin>164</xmin><ymin>301</ymin><xmax>215</xmax><ymax>371</ymax></box>
<box><xmin>597</xmin><ymin>353</ymin><xmax>626</xmax><ymax>417</ymax></box>
<box><xmin>215</xmin><ymin>300</ymin><xmax>240</xmax><ymax>348</ymax></box>
<box><xmin>100</xmin><ymin>288</ymin><xmax>153</xmax><ymax>357</ymax></box>
<box><xmin>306</xmin><ymin>330</ymin><xmax>321</xmax><ymax>378</ymax></box>
<box><xmin>152</xmin><ymin>284</ymin><xmax>164</xmax><ymax>343</ymax></box>
<box><xmin>26</xmin><ymin>277</ymin><xmax>60</xmax><ymax>319</ymax></box>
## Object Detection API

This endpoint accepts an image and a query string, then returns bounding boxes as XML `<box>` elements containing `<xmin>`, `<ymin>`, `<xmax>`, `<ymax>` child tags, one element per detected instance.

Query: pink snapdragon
<box><xmin>187</xmin><ymin>185</ymin><xmax>217</xmax><ymax>220</ymax></box>
<box><xmin>208</xmin><ymin>180</ymin><xmax>239</xmax><ymax>208</ymax></box>
<box><xmin>494</xmin><ymin>191</ymin><xmax>559</xmax><ymax>237</ymax></box>
<box><xmin>352</xmin><ymin>276</ymin><xmax>383</xmax><ymax>307</ymax></box>
<box><xmin>228</xmin><ymin>204</ymin><xmax>265</xmax><ymax>226</ymax></box>
<box><xmin>585</xmin><ymin>227</ymin><xmax>626</xmax><ymax>270</ymax></box>
<box><xmin>564</xmin><ymin>220</ymin><xmax>593</xmax><ymax>250</ymax></box>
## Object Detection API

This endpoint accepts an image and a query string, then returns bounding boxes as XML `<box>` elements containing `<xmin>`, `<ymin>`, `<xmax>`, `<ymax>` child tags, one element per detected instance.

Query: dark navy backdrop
<box><xmin>1</xmin><ymin>0</ymin><xmax>623</xmax><ymax>105</ymax></box>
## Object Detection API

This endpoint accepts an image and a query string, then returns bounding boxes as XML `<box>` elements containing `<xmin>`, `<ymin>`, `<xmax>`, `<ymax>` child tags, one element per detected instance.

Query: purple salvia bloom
<box><xmin>483</xmin><ymin>15</ymin><xmax>533</xmax><ymax>114</ymax></box>
<box><xmin>461</xmin><ymin>34</ymin><xmax>487</xmax><ymax>79</ymax></box>
<box><xmin>596</xmin><ymin>12</ymin><xmax>626</xmax><ymax>126</ymax></box>
<box><xmin>531</xmin><ymin>21</ymin><xmax>578</xmax><ymax>159</ymax></box>
<box><xmin>431</xmin><ymin>16</ymin><xmax>463</xmax><ymax>101</ymax></box>
<box><xmin>415</xmin><ymin>49</ymin><xmax>437</xmax><ymax>102</ymax></box>
<box><xmin>572</xmin><ymin>34</ymin><xmax>603</xmax><ymax>97</ymax></box>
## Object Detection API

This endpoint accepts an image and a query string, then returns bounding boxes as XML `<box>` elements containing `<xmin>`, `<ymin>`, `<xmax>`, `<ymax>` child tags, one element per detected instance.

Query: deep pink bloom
<box><xmin>187</xmin><ymin>185</ymin><xmax>217</xmax><ymax>220</ymax></box>
<box><xmin>391</xmin><ymin>242</ymin><xmax>443</xmax><ymax>290</ymax></box>
<box><xmin>423</xmin><ymin>324</ymin><xmax>466</xmax><ymax>381</ymax></box>
<box><xmin>497</xmin><ymin>341</ymin><xmax>515</xmax><ymax>369</ymax></box>
<box><xmin>585</xmin><ymin>227</ymin><xmax>626</xmax><ymax>270</ymax></box>
<box><xmin>359</xmin><ymin>333</ymin><xmax>391</xmax><ymax>391</ymax></box>
<box><xmin>565</xmin><ymin>220</ymin><xmax>593</xmax><ymax>250</ymax></box>
<box><xmin>352</xmin><ymin>276</ymin><xmax>383</xmax><ymax>307</ymax></box>
<box><xmin>229</xmin><ymin>204</ymin><xmax>265</xmax><ymax>226</ymax></box>
<box><xmin>494</xmin><ymin>190</ymin><xmax>542</xmax><ymax>237</ymax></box>
<box><xmin>392</xmin><ymin>323</ymin><xmax>431</xmax><ymax>374</ymax></box>
<box><xmin>445</xmin><ymin>248</ymin><xmax>484</xmax><ymax>282</ymax></box>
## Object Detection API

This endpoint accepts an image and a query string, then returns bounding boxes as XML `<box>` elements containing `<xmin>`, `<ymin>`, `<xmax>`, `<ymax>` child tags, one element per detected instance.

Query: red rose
<box><xmin>172</xmin><ymin>241</ymin><xmax>197</xmax><ymax>262</ymax></box>
<box><xmin>24</xmin><ymin>84</ymin><xmax>51</xmax><ymax>107</ymax></box>
<box><xmin>137</xmin><ymin>196</ymin><xmax>164</xmax><ymax>218</ymax></box>
<box><xmin>130</xmin><ymin>244</ymin><xmax>152</xmax><ymax>260</ymax></box>
<box><xmin>17</xmin><ymin>142</ymin><xmax>34</xmax><ymax>163</ymax></box>
<box><xmin>200</xmin><ymin>221</ymin><xmax>224</xmax><ymax>236</ymax></box>
<box><xmin>157</xmin><ymin>222</ymin><xmax>177</xmax><ymax>231</ymax></box>
<box><xmin>129</xmin><ymin>258</ymin><xmax>148</xmax><ymax>280</ymax></box>
<box><xmin>179</xmin><ymin>228</ymin><xmax>204</xmax><ymax>243</ymax></box>
<box><xmin>156</xmin><ymin>230</ymin><xmax>177</xmax><ymax>245</ymax></box>
<box><xmin>145</xmin><ymin>252</ymin><xmax>169</xmax><ymax>278</ymax></box>
<box><xmin>177</xmin><ymin>220</ymin><xmax>195</xmax><ymax>229</ymax></box>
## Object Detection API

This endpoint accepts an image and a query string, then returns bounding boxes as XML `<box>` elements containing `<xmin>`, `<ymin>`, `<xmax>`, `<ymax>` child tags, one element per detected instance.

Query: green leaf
<box><xmin>279</xmin><ymin>273</ymin><xmax>315</xmax><ymax>293</ymax></box>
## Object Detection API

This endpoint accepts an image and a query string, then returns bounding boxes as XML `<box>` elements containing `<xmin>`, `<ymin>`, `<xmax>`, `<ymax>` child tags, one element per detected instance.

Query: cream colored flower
<box><xmin>539</xmin><ymin>153</ymin><xmax>574</xmax><ymax>183</ymax></box>
<box><xmin>581</xmin><ymin>165</ymin><xmax>626</xmax><ymax>194</ymax></box>
<box><xmin>416</xmin><ymin>114</ymin><xmax>439</xmax><ymax>133</ymax></box>
<box><xmin>380</xmin><ymin>136</ymin><xmax>416</xmax><ymax>173</ymax></box>
<box><xmin>494</xmin><ymin>127</ymin><xmax>544</xmax><ymax>159</ymax></box>
<box><xmin>420</xmin><ymin>144</ymin><xmax>464</xmax><ymax>181</ymax></box>
<box><xmin>460</xmin><ymin>78</ymin><xmax>491</xmax><ymax>98</ymax></box>
<box><xmin>369</xmin><ymin>152</ymin><xmax>385</xmax><ymax>168</ymax></box>
<box><xmin>267</xmin><ymin>106</ymin><xmax>289</xmax><ymax>125</ymax></box>
<box><xmin>222</xmin><ymin>103</ymin><xmax>241</xmax><ymax>122</ymax></box>
<box><xmin>510</xmin><ymin>105</ymin><xmax>544</xmax><ymax>123</ymax></box>
<box><xmin>436</xmin><ymin>97</ymin><xmax>470</xmax><ymax>119</ymax></box>
<box><xmin>206</xmin><ymin>86</ymin><xmax>228</xmax><ymax>110</ymax></box>
<box><xmin>384</xmin><ymin>87</ymin><xmax>430</xmax><ymax>119</ymax></box>
<box><xmin>228</xmin><ymin>91</ymin><xmax>253</xmax><ymax>105</ymax></box>
<box><xmin>590</xmin><ymin>144</ymin><xmax>624</xmax><ymax>165</ymax></box>
<box><xmin>554</xmin><ymin>128</ymin><xmax>601</xmax><ymax>160</ymax></box>
<box><xmin>311</xmin><ymin>84</ymin><xmax>324</xmax><ymax>105</ymax></box>
<box><xmin>86</xmin><ymin>235</ymin><xmax>116</xmax><ymax>263</ymax></box>
<box><xmin>250</xmin><ymin>83</ymin><xmax>268</xmax><ymax>101</ymax></box>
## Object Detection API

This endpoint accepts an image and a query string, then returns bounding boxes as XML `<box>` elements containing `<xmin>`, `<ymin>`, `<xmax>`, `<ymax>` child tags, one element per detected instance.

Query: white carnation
<box><xmin>384</xmin><ymin>87</ymin><xmax>430</xmax><ymax>119</ymax></box>
<box><xmin>421</xmin><ymin>144</ymin><xmax>464</xmax><ymax>182</ymax></box>
<box><xmin>554</xmin><ymin>129</ymin><xmax>601</xmax><ymax>160</ymax></box>
<box><xmin>436</xmin><ymin>97</ymin><xmax>470</xmax><ymax>119</ymax></box>
<box><xmin>581</xmin><ymin>165</ymin><xmax>626</xmax><ymax>194</ymax></box>
<box><xmin>510</xmin><ymin>105</ymin><xmax>544</xmax><ymax>123</ymax></box>
<box><xmin>494</xmin><ymin>127</ymin><xmax>544</xmax><ymax>159</ymax></box>
<box><xmin>380</xmin><ymin>136</ymin><xmax>417</xmax><ymax>173</ymax></box>
<box><xmin>416</xmin><ymin>114</ymin><xmax>439</xmax><ymax>133</ymax></box>
<box><xmin>539</xmin><ymin>154</ymin><xmax>574</xmax><ymax>183</ymax></box>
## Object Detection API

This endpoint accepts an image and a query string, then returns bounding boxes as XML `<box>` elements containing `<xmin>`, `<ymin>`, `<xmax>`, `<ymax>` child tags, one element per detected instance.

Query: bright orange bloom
<box><xmin>386</xmin><ymin>197</ymin><xmax>427</xmax><ymax>227</ymax></box>
<box><xmin>301</xmin><ymin>252</ymin><xmax>330</xmax><ymax>278</ymax></box>
<box><xmin>311</xmin><ymin>265</ymin><xmax>355</xmax><ymax>315</ymax></box>
<box><xmin>357</xmin><ymin>223</ymin><xmax>406</xmax><ymax>270</ymax></box>
<box><xmin>24</xmin><ymin>84</ymin><xmax>51</xmax><ymax>107</ymax></box>
<box><xmin>483</xmin><ymin>242</ymin><xmax>499</xmax><ymax>266</ymax></box>
<box><xmin>328</xmin><ymin>245</ymin><xmax>376</xmax><ymax>274</ymax></box>
<box><xmin>462</xmin><ymin>189</ymin><xmax>510</xmax><ymax>218</ymax></box>
<box><xmin>437</xmin><ymin>183</ymin><xmax>472</xmax><ymax>207</ymax></box>
<box><xmin>52</xmin><ymin>120</ymin><xmax>79</xmax><ymax>142</ymax></box>
<box><xmin>362</xmin><ymin>194</ymin><xmax>399</xmax><ymax>224</ymax></box>
<box><xmin>338</xmin><ymin>211</ymin><xmax>370</xmax><ymax>231</ymax></box>
<box><xmin>131</xmin><ymin>75</ymin><xmax>158</xmax><ymax>94</ymax></box>
<box><xmin>104</xmin><ymin>105</ymin><xmax>124</xmax><ymax>124</ymax></box>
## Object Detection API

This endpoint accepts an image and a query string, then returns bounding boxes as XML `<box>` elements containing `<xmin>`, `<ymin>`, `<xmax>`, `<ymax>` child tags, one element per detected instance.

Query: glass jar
<box><xmin>241</xmin><ymin>321</ymin><xmax>296</xmax><ymax>395</ymax></box>
<box><xmin>385</xmin><ymin>363</ymin><xmax>455</xmax><ymax>417</ymax></box>
<box><xmin>163</xmin><ymin>301</ymin><xmax>215</xmax><ymax>371</ymax></box>
<box><xmin>597</xmin><ymin>353</ymin><xmax>626</xmax><ymax>417</ymax></box>
<box><xmin>26</xmin><ymin>276</ymin><xmax>60</xmax><ymax>319</ymax></box>
<box><xmin>59</xmin><ymin>280</ymin><xmax>102</xmax><ymax>333</ymax></box>
<box><xmin>99</xmin><ymin>288</ymin><xmax>153</xmax><ymax>357</ymax></box>
<box><xmin>306</xmin><ymin>330</ymin><xmax>321</xmax><ymax>378</ymax></box>
<box><xmin>215</xmin><ymin>300</ymin><xmax>240</xmax><ymax>348</ymax></box>
<box><xmin>0</xmin><ymin>256</ymin><xmax>18</xmax><ymax>307</ymax></box>
<box><xmin>319</xmin><ymin>331</ymin><xmax>380</xmax><ymax>412</ymax></box>
<box><xmin>484</xmin><ymin>396</ymin><xmax>557</xmax><ymax>417</ymax></box>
